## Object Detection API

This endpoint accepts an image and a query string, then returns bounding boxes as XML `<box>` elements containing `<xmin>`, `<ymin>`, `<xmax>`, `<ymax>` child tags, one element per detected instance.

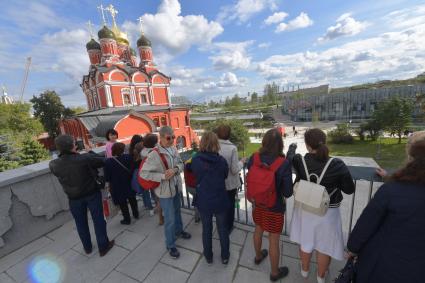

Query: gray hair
<box><xmin>159</xmin><ymin>126</ymin><xmax>174</xmax><ymax>137</ymax></box>
<box><xmin>55</xmin><ymin>135</ymin><xmax>74</xmax><ymax>153</ymax></box>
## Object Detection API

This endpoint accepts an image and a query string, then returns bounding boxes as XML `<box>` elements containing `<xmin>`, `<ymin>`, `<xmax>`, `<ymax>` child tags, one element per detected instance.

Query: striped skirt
<box><xmin>252</xmin><ymin>206</ymin><xmax>284</xmax><ymax>234</ymax></box>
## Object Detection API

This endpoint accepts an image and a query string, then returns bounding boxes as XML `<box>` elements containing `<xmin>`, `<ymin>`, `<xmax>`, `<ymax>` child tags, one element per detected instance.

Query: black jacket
<box><xmin>347</xmin><ymin>181</ymin><xmax>425</xmax><ymax>283</ymax></box>
<box><xmin>49</xmin><ymin>151</ymin><xmax>105</xmax><ymax>200</ymax></box>
<box><xmin>291</xmin><ymin>153</ymin><xmax>355</xmax><ymax>207</ymax></box>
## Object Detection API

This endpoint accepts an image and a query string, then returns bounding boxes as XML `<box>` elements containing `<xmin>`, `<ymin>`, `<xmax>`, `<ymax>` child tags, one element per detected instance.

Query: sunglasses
<box><xmin>166</xmin><ymin>135</ymin><xmax>176</xmax><ymax>141</ymax></box>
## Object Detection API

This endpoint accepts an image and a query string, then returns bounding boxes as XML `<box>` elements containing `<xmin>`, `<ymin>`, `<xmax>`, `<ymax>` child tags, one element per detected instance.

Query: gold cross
<box><xmin>97</xmin><ymin>4</ymin><xmax>106</xmax><ymax>25</ymax></box>
<box><xmin>87</xmin><ymin>20</ymin><xmax>95</xmax><ymax>38</ymax></box>
<box><xmin>137</xmin><ymin>16</ymin><xmax>144</xmax><ymax>35</ymax></box>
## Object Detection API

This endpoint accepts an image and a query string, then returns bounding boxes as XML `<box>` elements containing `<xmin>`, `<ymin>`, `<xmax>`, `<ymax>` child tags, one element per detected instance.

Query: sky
<box><xmin>0</xmin><ymin>0</ymin><xmax>425</xmax><ymax>107</ymax></box>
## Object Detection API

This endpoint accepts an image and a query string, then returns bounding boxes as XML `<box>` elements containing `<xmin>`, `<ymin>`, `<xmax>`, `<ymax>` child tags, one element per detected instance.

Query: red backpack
<box><xmin>138</xmin><ymin>148</ymin><xmax>169</xmax><ymax>190</ymax></box>
<box><xmin>246</xmin><ymin>152</ymin><xmax>285</xmax><ymax>208</ymax></box>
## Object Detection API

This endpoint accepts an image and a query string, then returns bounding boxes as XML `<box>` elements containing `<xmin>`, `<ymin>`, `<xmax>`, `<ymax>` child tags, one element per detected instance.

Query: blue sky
<box><xmin>1</xmin><ymin>0</ymin><xmax>425</xmax><ymax>107</ymax></box>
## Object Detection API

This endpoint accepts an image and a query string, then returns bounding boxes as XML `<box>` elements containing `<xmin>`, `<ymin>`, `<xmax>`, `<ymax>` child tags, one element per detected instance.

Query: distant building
<box><xmin>278</xmin><ymin>84</ymin><xmax>329</xmax><ymax>98</ymax></box>
<box><xmin>59</xmin><ymin>5</ymin><xmax>197</xmax><ymax>149</ymax></box>
<box><xmin>1</xmin><ymin>86</ymin><xmax>14</xmax><ymax>104</ymax></box>
<box><xmin>282</xmin><ymin>84</ymin><xmax>425</xmax><ymax>122</ymax></box>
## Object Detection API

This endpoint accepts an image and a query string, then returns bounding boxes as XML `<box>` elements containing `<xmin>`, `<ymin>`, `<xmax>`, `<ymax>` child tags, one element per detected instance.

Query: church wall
<box><xmin>114</xmin><ymin>116</ymin><xmax>153</xmax><ymax>139</ymax></box>
<box><xmin>152</xmin><ymin>87</ymin><xmax>169</xmax><ymax>105</ymax></box>
<box><xmin>98</xmin><ymin>87</ymin><xmax>107</xmax><ymax>108</ymax></box>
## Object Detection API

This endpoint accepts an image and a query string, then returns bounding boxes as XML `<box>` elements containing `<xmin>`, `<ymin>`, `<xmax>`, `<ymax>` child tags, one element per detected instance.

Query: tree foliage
<box><xmin>328</xmin><ymin>124</ymin><xmax>354</xmax><ymax>144</ymax></box>
<box><xmin>204</xmin><ymin>119</ymin><xmax>249</xmax><ymax>151</ymax></box>
<box><xmin>251</xmin><ymin>92</ymin><xmax>258</xmax><ymax>103</ymax></box>
<box><xmin>263</xmin><ymin>82</ymin><xmax>280</xmax><ymax>105</ymax></box>
<box><xmin>373</xmin><ymin>97</ymin><xmax>414</xmax><ymax>143</ymax></box>
<box><xmin>0</xmin><ymin>103</ymin><xmax>44</xmax><ymax>136</ymax></box>
<box><xmin>18</xmin><ymin>139</ymin><xmax>50</xmax><ymax>166</ymax></box>
<box><xmin>30</xmin><ymin>90</ymin><xmax>75</xmax><ymax>137</ymax></box>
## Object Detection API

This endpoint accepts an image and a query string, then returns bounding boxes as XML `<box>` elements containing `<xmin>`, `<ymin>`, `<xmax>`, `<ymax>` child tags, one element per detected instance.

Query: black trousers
<box><xmin>226</xmin><ymin>189</ymin><xmax>237</xmax><ymax>231</ymax></box>
<box><xmin>119</xmin><ymin>196</ymin><xmax>139</xmax><ymax>221</ymax></box>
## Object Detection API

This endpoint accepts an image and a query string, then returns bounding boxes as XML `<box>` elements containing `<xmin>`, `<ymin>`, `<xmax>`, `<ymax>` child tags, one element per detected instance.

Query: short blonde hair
<box><xmin>200</xmin><ymin>131</ymin><xmax>220</xmax><ymax>153</ymax></box>
<box><xmin>407</xmin><ymin>131</ymin><xmax>425</xmax><ymax>160</ymax></box>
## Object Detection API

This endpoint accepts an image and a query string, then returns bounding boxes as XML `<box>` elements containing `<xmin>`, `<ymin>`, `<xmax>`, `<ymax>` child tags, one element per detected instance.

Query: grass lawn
<box><xmin>238</xmin><ymin>137</ymin><xmax>408</xmax><ymax>169</ymax></box>
<box><xmin>328</xmin><ymin>138</ymin><xmax>407</xmax><ymax>169</ymax></box>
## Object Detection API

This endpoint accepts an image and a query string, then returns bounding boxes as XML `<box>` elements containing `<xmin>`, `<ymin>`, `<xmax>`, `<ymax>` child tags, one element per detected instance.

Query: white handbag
<box><xmin>293</xmin><ymin>156</ymin><xmax>337</xmax><ymax>216</ymax></box>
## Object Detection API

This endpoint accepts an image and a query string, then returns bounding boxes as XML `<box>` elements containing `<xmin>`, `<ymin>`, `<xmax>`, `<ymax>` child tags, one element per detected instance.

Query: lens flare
<box><xmin>28</xmin><ymin>255</ymin><xmax>64</xmax><ymax>283</ymax></box>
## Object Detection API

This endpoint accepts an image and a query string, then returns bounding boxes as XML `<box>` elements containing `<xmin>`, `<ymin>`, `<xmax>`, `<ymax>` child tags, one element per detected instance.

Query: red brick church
<box><xmin>59</xmin><ymin>5</ymin><xmax>196</xmax><ymax>149</ymax></box>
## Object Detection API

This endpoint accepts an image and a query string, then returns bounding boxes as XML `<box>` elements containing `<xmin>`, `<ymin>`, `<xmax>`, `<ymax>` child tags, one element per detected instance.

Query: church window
<box><xmin>138</xmin><ymin>89</ymin><xmax>148</xmax><ymax>104</ymax></box>
<box><xmin>185</xmin><ymin>116</ymin><xmax>189</xmax><ymax>126</ymax></box>
<box><xmin>174</xmin><ymin>117</ymin><xmax>179</xmax><ymax>129</ymax></box>
<box><xmin>121</xmin><ymin>88</ymin><xmax>132</xmax><ymax>106</ymax></box>
<box><xmin>161</xmin><ymin>116</ymin><xmax>167</xmax><ymax>126</ymax></box>
<box><xmin>153</xmin><ymin>117</ymin><xmax>160</xmax><ymax>127</ymax></box>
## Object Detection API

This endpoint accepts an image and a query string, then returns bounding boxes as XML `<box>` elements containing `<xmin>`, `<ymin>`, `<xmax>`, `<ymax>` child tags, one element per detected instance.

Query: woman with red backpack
<box><xmin>246</xmin><ymin>128</ymin><xmax>293</xmax><ymax>282</ymax></box>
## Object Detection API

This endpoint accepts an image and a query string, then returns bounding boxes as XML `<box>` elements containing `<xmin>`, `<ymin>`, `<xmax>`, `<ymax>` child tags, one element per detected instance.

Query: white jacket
<box><xmin>218</xmin><ymin>139</ymin><xmax>243</xmax><ymax>191</ymax></box>
<box><xmin>140</xmin><ymin>145</ymin><xmax>184</xmax><ymax>198</ymax></box>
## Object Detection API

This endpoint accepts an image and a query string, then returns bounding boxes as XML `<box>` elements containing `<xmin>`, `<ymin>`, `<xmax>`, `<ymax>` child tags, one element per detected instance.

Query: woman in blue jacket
<box><xmin>347</xmin><ymin>132</ymin><xmax>425</xmax><ymax>283</ymax></box>
<box><xmin>187</xmin><ymin>131</ymin><xmax>230</xmax><ymax>265</ymax></box>
<box><xmin>105</xmin><ymin>142</ymin><xmax>138</xmax><ymax>225</ymax></box>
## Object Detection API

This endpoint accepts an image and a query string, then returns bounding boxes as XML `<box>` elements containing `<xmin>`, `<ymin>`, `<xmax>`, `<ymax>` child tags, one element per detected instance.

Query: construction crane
<box><xmin>19</xmin><ymin>57</ymin><xmax>31</xmax><ymax>102</ymax></box>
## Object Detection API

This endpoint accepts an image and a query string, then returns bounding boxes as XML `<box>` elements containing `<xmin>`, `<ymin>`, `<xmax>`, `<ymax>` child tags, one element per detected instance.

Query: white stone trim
<box><xmin>105</xmin><ymin>85</ymin><xmax>113</xmax><ymax>107</ymax></box>
<box><xmin>137</xmin><ymin>88</ymin><xmax>149</xmax><ymax>105</ymax></box>
<box><xmin>108</xmin><ymin>69</ymin><xmax>130</xmax><ymax>82</ymax></box>
<box><xmin>130</xmin><ymin>86</ymin><xmax>136</xmax><ymax>105</ymax></box>
<box><xmin>121</xmin><ymin>87</ymin><xmax>132</xmax><ymax>106</ymax></box>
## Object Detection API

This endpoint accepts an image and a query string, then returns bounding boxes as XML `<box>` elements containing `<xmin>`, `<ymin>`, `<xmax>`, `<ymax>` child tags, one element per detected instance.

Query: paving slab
<box><xmin>0</xmin><ymin>272</ymin><xmax>15</xmax><ymax>283</ymax></box>
<box><xmin>61</xmin><ymin>245</ymin><xmax>128</xmax><ymax>283</ymax></box>
<box><xmin>101</xmin><ymin>270</ymin><xmax>140</xmax><ymax>283</ymax></box>
<box><xmin>115</xmin><ymin>228</ymin><xmax>167</xmax><ymax>282</ymax></box>
<box><xmin>45</xmin><ymin>221</ymin><xmax>76</xmax><ymax>241</ymax></box>
<box><xmin>175</xmin><ymin>221</ymin><xmax>204</xmax><ymax>253</ymax></box>
<box><xmin>281</xmin><ymin>256</ymin><xmax>318</xmax><ymax>283</ymax></box>
<box><xmin>143</xmin><ymin>263</ymin><xmax>189</xmax><ymax>283</ymax></box>
<box><xmin>160</xmin><ymin>247</ymin><xmax>200</xmax><ymax>273</ymax></box>
<box><xmin>0</xmin><ymin>236</ymin><xmax>53</xmax><ymax>273</ymax></box>
<box><xmin>233</xmin><ymin>266</ymin><xmax>271</xmax><ymax>283</ymax></box>
<box><xmin>114</xmin><ymin>230</ymin><xmax>146</xmax><ymax>251</ymax></box>
<box><xmin>188</xmin><ymin>240</ymin><xmax>241</xmax><ymax>283</ymax></box>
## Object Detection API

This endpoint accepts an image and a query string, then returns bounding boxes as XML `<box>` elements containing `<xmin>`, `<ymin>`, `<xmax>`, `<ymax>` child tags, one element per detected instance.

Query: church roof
<box><xmin>77</xmin><ymin>105</ymin><xmax>187</xmax><ymax>118</ymax></box>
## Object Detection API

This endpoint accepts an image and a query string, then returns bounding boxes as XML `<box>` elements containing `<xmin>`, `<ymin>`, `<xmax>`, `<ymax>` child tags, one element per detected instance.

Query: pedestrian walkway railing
<box><xmin>180</xmin><ymin>164</ymin><xmax>384</xmax><ymax>237</ymax></box>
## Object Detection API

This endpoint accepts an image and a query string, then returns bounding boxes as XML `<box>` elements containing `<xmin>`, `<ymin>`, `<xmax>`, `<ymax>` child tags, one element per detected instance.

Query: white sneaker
<box><xmin>300</xmin><ymin>262</ymin><xmax>309</xmax><ymax>278</ymax></box>
<box><xmin>149</xmin><ymin>210</ymin><xmax>155</xmax><ymax>217</ymax></box>
<box><xmin>317</xmin><ymin>275</ymin><xmax>325</xmax><ymax>283</ymax></box>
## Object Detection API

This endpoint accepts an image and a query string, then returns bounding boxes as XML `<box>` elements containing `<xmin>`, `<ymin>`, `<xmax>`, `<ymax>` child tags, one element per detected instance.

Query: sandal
<box><xmin>254</xmin><ymin>249</ymin><xmax>268</xmax><ymax>265</ymax></box>
<box><xmin>270</xmin><ymin>266</ymin><xmax>289</xmax><ymax>282</ymax></box>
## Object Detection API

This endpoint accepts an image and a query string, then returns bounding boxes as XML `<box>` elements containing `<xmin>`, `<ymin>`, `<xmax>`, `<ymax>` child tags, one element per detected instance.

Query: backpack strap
<box><xmin>269</xmin><ymin>156</ymin><xmax>285</xmax><ymax>172</ymax></box>
<box><xmin>152</xmin><ymin>148</ymin><xmax>169</xmax><ymax>170</ymax></box>
<box><xmin>317</xmin><ymin>157</ymin><xmax>334</xmax><ymax>184</ymax></box>
<box><xmin>112</xmin><ymin>156</ymin><xmax>131</xmax><ymax>174</ymax></box>
<box><xmin>300</xmin><ymin>155</ymin><xmax>311</xmax><ymax>182</ymax></box>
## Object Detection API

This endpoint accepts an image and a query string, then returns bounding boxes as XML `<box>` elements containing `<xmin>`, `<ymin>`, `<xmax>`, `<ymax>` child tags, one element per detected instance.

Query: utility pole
<box><xmin>19</xmin><ymin>57</ymin><xmax>31</xmax><ymax>102</ymax></box>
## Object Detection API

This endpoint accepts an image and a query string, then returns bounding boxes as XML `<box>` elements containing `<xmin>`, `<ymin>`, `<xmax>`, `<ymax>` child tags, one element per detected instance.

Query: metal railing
<box><xmin>179</xmin><ymin>164</ymin><xmax>384</xmax><ymax>237</ymax></box>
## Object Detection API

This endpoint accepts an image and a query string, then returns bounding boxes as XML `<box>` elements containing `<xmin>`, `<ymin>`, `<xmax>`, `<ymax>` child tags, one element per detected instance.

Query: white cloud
<box><xmin>275</xmin><ymin>12</ymin><xmax>313</xmax><ymax>33</ymax></box>
<box><xmin>201</xmin><ymin>72</ymin><xmax>246</xmax><ymax>91</ymax></box>
<box><xmin>258</xmin><ymin>42</ymin><xmax>271</xmax><ymax>49</ymax></box>
<box><xmin>122</xmin><ymin>0</ymin><xmax>223</xmax><ymax>60</ymax></box>
<box><xmin>217</xmin><ymin>0</ymin><xmax>278</xmax><ymax>24</ymax></box>
<box><xmin>209</xmin><ymin>41</ymin><xmax>254</xmax><ymax>70</ymax></box>
<box><xmin>384</xmin><ymin>4</ymin><xmax>425</xmax><ymax>29</ymax></box>
<box><xmin>318</xmin><ymin>13</ymin><xmax>368</xmax><ymax>42</ymax></box>
<box><xmin>257</xmin><ymin>20</ymin><xmax>425</xmax><ymax>86</ymax></box>
<box><xmin>264</xmin><ymin>12</ymin><xmax>288</xmax><ymax>25</ymax></box>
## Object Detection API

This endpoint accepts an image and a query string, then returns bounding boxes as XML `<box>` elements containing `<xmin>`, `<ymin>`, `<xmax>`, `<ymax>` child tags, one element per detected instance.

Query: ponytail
<box><xmin>315</xmin><ymin>143</ymin><xmax>329</xmax><ymax>161</ymax></box>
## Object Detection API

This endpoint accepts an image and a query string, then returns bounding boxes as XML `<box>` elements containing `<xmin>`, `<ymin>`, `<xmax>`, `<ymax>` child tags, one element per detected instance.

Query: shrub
<box><xmin>328</xmin><ymin>124</ymin><xmax>354</xmax><ymax>144</ymax></box>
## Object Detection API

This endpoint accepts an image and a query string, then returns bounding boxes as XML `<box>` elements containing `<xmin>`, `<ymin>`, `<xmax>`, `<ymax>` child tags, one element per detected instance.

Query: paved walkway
<box><xmin>0</xmin><ymin>207</ymin><xmax>345</xmax><ymax>283</ymax></box>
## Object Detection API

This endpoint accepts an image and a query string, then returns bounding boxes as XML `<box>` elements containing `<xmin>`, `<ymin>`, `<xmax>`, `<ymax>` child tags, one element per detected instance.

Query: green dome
<box><xmin>130</xmin><ymin>47</ymin><xmax>137</xmax><ymax>56</ymax></box>
<box><xmin>137</xmin><ymin>34</ymin><xmax>151</xmax><ymax>47</ymax></box>
<box><xmin>98</xmin><ymin>26</ymin><xmax>116</xmax><ymax>39</ymax></box>
<box><xmin>86</xmin><ymin>39</ymin><xmax>101</xmax><ymax>50</ymax></box>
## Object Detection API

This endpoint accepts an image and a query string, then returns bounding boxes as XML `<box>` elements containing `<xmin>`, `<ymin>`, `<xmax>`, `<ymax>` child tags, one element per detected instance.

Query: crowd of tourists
<box><xmin>49</xmin><ymin>125</ymin><xmax>425</xmax><ymax>283</ymax></box>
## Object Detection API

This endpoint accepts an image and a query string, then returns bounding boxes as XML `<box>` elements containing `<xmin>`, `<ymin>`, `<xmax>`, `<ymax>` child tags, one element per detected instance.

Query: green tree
<box><xmin>374</xmin><ymin>97</ymin><xmax>414</xmax><ymax>143</ymax></box>
<box><xmin>30</xmin><ymin>90</ymin><xmax>66</xmax><ymax>138</ymax></box>
<box><xmin>205</xmin><ymin>119</ymin><xmax>249</xmax><ymax>151</ymax></box>
<box><xmin>0</xmin><ymin>103</ymin><xmax>44</xmax><ymax>136</ymax></box>
<box><xmin>230</xmin><ymin>94</ymin><xmax>241</xmax><ymax>107</ymax></box>
<box><xmin>18</xmin><ymin>139</ymin><xmax>50</xmax><ymax>166</ymax></box>
<box><xmin>251</xmin><ymin>92</ymin><xmax>258</xmax><ymax>103</ymax></box>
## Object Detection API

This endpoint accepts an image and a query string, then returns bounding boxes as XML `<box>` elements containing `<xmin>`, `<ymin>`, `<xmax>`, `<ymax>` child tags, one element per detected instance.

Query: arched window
<box><xmin>161</xmin><ymin>116</ymin><xmax>167</xmax><ymax>126</ymax></box>
<box><xmin>138</xmin><ymin>89</ymin><xmax>148</xmax><ymax>104</ymax></box>
<box><xmin>174</xmin><ymin>117</ymin><xmax>179</xmax><ymax>129</ymax></box>
<box><xmin>121</xmin><ymin>88</ymin><xmax>132</xmax><ymax>106</ymax></box>
<box><xmin>185</xmin><ymin>115</ymin><xmax>189</xmax><ymax>126</ymax></box>
<box><xmin>153</xmin><ymin>117</ymin><xmax>160</xmax><ymax>127</ymax></box>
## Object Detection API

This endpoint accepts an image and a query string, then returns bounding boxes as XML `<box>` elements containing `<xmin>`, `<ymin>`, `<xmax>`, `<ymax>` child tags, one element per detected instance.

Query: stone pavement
<box><xmin>0</xmin><ymin>207</ymin><xmax>345</xmax><ymax>283</ymax></box>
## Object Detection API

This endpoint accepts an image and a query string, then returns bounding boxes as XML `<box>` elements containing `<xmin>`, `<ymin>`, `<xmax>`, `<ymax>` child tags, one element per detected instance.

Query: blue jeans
<box><xmin>69</xmin><ymin>191</ymin><xmax>109</xmax><ymax>252</ymax></box>
<box><xmin>141</xmin><ymin>190</ymin><xmax>154</xmax><ymax>210</ymax></box>
<box><xmin>199</xmin><ymin>210</ymin><xmax>230</xmax><ymax>260</ymax></box>
<box><xmin>159</xmin><ymin>192</ymin><xmax>184</xmax><ymax>249</ymax></box>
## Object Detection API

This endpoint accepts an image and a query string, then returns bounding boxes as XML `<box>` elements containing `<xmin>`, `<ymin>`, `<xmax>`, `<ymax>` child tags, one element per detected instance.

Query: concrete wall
<box><xmin>0</xmin><ymin>160</ymin><xmax>72</xmax><ymax>258</ymax></box>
